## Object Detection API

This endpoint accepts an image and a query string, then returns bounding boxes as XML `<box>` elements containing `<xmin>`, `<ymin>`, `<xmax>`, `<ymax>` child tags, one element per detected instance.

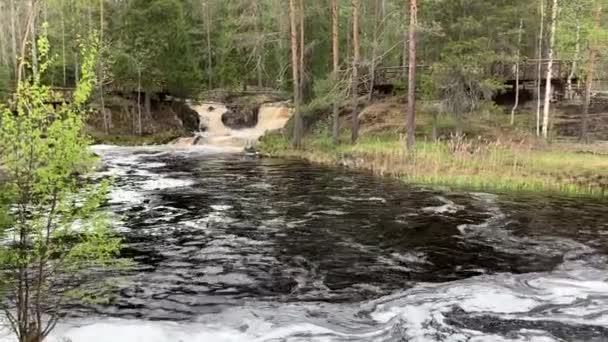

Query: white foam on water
<box><xmin>138</xmin><ymin>177</ymin><xmax>195</xmax><ymax>191</ymax></box>
<box><xmin>421</xmin><ymin>196</ymin><xmax>465</xmax><ymax>214</ymax></box>
<box><xmin>108</xmin><ymin>189</ymin><xmax>145</xmax><ymax>205</ymax></box>
<box><xmin>305</xmin><ymin>210</ymin><xmax>347</xmax><ymax>217</ymax></box>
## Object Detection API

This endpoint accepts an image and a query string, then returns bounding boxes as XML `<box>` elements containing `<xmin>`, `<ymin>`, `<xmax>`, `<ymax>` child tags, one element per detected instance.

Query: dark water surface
<box><xmin>37</xmin><ymin>146</ymin><xmax>608</xmax><ymax>341</ymax></box>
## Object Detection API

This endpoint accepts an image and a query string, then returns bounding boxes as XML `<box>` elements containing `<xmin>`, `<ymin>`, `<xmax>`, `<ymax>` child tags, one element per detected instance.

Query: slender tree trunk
<box><xmin>331</xmin><ymin>0</ymin><xmax>340</xmax><ymax>145</ymax></box>
<box><xmin>288</xmin><ymin>0</ymin><xmax>302</xmax><ymax>148</ymax></box>
<box><xmin>405</xmin><ymin>0</ymin><xmax>417</xmax><ymax>151</ymax></box>
<box><xmin>10</xmin><ymin>0</ymin><xmax>18</xmax><ymax>78</ymax></box>
<box><xmin>144</xmin><ymin>91</ymin><xmax>151</xmax><ymax>129</ymax></box>
<box><xmin>74</xmin><ymin>54</ymin><xmax>79</xmax><ymax>85</ymax></box>
<box><xmin>350</xmin><ymin>0</ymin><xmax>360</xmax><ymax>144</ymax></box>
<box><xmin>542</xmin><ymin>0</ymin><xmax>558</xmax><ymax>139</ymax></box>
<box><xmin>276</xmin><ymin>0</ymin><xmax>288</xmax><ymax>89</ymax></box>
<box><xmin>204</xmin><ymin>0</ymin><xmax>213</xmax><ymax>89</ymax></box>
<box><xmin>581</xmin><ymin>4</ymin><xmax>602</xmax><ymax>143</ymax></box>
<box><xmin>252</xmin><ymin>0</ymin><xmax>263</xmax><ymax>88</ymax></box>
<box><xmin>511</xmin><ymin>19</ymin><xmax>523</xmax><ymax>126</ymax></box>
<box><xmin>60</xmin><ymin>0</ymin><xmax>66</xmax><ymax>86</ymax></box>
<box><xmin>16</xmin><ymin>0</ymin><xmax>36</xmax><ymax>85</ymax></box>
<box><xmin>87</xmin><ymin>1</ymin><xmax>92</xmax><ymax>33</ymax></box>
<box><xmin>368</xmin><ymin>0</ymin><xmax>381</xmax><ymax>101</ymax></box>
<box><xmin>402</xmin><ymin>0</ymin><xmax>408</xmax><ymax>73</ymax></box>
<box><xmin>298</xmin><ymin>0</ymin><xmax>305</xmax><ymax>101</ymax></box>
<box><xmin>0</xmin><ymin>2</ymin><xmax>7</xmax><ymax>68</ymax></box>
<box><xmin>30</xmin><ymin>0</ymin><xmax>38</xmax><ymax>76</ymax></box>
<box><xmin>137</xmin><ymin>68</ymin><xmax>142</xmax><ymax>136</ymax></box>
<box><xmin>536</xmin><ymin>0</ymin><xmax>544</xmax><ymax>137</ymax></box>
<box><xmin>567</xmin><ymin>12</ymin><xmax>581</xmax><ymax>101</ymax></box>
<box><xmin>99</xmin><ymin>0</ymin><xmax>108</xmax><ymax>134</ymax></box>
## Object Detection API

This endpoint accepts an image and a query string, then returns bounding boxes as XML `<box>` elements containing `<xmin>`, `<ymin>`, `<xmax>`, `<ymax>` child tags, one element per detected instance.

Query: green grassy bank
<box><xmin>259</xmin><ymin>132</ymin><xmax>608</xmax><ymax>198</ymax></box>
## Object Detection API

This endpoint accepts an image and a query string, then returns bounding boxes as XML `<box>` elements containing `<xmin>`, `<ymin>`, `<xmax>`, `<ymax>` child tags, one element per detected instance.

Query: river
<box><xmin>13</xmin><ymin>145</ymin><xmax>608</xmax><ymax>341</ymax></box>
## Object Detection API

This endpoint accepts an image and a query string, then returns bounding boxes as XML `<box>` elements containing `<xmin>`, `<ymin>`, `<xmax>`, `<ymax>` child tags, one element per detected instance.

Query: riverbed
<box><xmin>11</xmin><ymin>145</ymin><xmax>608</xmax><ymax>342</ymax></box>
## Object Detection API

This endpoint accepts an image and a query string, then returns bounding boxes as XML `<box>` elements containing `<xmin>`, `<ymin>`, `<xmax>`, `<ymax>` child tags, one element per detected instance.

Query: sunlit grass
<box><xmin>258</xmin><ymin>132</ymin><xmax>608</xmax><ymax>197</ymax></box>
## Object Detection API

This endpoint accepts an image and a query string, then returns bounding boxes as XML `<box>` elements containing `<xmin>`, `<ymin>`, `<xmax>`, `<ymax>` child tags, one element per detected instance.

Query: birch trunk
<box><xmin>405</xmin><ymin>0</ymin><xmax>417</xmax><ymax>151</ymax></box>
<box><xmin>331</xmin><ymin>0</ymin><xmax>340</xmax><ymax>144</ymax></box>
<box><xmin>535</xmin><ymin>0</ymin><xmax>544</xmax><ymax>136</ymax></box>
<box><xmin>350</xmin><ymin>0</ymin><xmax>360</xmax><ymax>144</ymax></box>
<box><xmin>542</xmin><ymin>0</ymin><xmax>558</xmax><ymax>139</ymax></box>
<box><xmin>510</xmin><ymin>19</ymin><xmax>523</xmax><ymax>125</ymax></box>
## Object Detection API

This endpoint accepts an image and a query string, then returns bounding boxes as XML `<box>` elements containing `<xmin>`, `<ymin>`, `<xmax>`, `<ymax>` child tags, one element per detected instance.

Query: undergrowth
<box><xmin>258</xmin><ymin>130</ymin><xmax>608</xmax><ymax>198</ymax></box>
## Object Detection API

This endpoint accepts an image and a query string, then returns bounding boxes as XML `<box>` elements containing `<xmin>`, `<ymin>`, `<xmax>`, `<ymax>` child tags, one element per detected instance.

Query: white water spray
<box><xmin>173</xmin><ymin>102</ymin><xmax>292</xmax><ymax>148</ymax></box>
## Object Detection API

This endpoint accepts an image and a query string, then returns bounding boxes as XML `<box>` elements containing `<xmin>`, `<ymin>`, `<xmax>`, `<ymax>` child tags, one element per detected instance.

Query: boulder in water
<box><xmin>243</xmin><ymin>145</ymin><xmax>259</xmax><ymax>157</ymax></box>
<box><xmin>222</xmin><ymin>106</ymin><xmax>259</xmax><ymax>129</ymax></box>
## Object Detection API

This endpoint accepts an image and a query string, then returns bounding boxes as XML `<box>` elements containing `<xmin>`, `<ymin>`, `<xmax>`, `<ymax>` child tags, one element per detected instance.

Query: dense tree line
<box><xmin>0</xmin><ymin>0</ymin><xmax>607</xmax><ymax>144</ymax></box>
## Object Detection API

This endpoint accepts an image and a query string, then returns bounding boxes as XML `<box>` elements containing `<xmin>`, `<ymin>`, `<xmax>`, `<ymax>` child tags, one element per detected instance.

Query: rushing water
<box><xmin>5</xmin><ymin>145</ymin><xmax>608</xmax><ymax>342</ymax></box>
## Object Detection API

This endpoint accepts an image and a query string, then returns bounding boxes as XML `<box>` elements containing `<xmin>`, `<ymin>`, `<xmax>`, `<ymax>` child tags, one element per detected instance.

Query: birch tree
<box><xmin>542</xmin><ymin>0</ymin><xmax>558</xmax><ymax>139</ymax></box>
<box><xmin>511</xmin><ymin>19</ymin><xmax>523</xmax><ymax>125</ymax></box>
<box><xmin>536</xmin><ymin>0</ymin><xmax>545</xmax><ymax>136</ymax></box>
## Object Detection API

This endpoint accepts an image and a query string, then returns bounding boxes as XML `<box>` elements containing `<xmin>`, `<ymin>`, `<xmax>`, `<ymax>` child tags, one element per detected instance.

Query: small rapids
<box><xmin>2</xmin><ymin>146</ymin><xmax>607</xmax><ymax>342</ymax></box>
<box><xmin>172</xmin><ymin>102</ymin><xmax>292</xmax><ymax>148</ymax></box>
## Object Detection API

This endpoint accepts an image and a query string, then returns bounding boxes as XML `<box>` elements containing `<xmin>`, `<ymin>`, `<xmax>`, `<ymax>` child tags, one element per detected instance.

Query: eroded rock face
<box><xmin>221</xmin><ymin>105</ymin><xmax>259</xmax><ymax>129</ymax></box>
<box><xmin>171</xmin><ymin>101</ymin><xmax>200</xmax><ymax>133</ymax></box>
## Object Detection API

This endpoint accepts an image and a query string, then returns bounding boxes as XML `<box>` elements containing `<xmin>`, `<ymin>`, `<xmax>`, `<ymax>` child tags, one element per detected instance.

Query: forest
<box><xmin>2</xmin><ymin>2</ymin><xmax>608</xmax><ymax>342</ymax></box>
<box><xmin>0</xmin><ymin>0</ymin><xmax>607</xmax><ymax>195</ymax></box>
<box><xmin>0</xmin><ymin>0</ymin><xmax>605</xmax><ymax>135</ymax></box>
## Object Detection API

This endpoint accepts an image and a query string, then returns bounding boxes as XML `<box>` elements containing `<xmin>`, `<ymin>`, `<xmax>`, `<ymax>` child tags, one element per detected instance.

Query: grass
<box><xmin>258</xmin><ymin>131</ymin><xmax>608</xmax><ymax>198</ymax></box>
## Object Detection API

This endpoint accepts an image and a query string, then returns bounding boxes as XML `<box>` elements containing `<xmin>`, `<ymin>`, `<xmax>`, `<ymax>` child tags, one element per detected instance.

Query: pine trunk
<box><xmin>368</xmin><ymin>0</ymin><xmax>380</xmax><ymax>101</ymax></box>
<box><xmin>298</xmin><ymin>0</ymin><xmax>305</xmax><ymax>101</ymax></box>
<box><xmin>0</xmin><ymin>2</ymin><xmax>7</xmax><ymax>68</ymax></box>
<box><xmin>331</xmin><ymin>0</ymin><xmax>340</xmax><ymax>145</ymax></box>
<box><xmin>99</xmin><ymin>0</ymin><xmax>108</xmax><ymax>134</ymax></box>
<box><xmin>405</xmin><ymin>0</ymin><xmax>417</xmax><ymax>151</ymax></box>
<box><xmin>10</xmin><ymin>0</ymin><xmax>18</xmax><ymax>77</ymax></box>
<box><xmin>402</xmin><ymin>0</ymin><xmax>408</xmax><ymax>74</ymax></box>
<box><xmin>288</xmin><ymin>0</ymin><xmax>302</xmax><ymax>148</ymax></box>
<box><xmin>137</xmin><ymin>69</ymin><xmax>142</xmax><ymax>136</ymax></box>
<box><xmin>567</xmin><ymin>14</ymin><xmax>581</xmax><ymax>100</ymax></box>
<box><xmin>253</xmin><ymin>0</ymin><xmax>263</xmax><ymax>88</ymax></box>
<box><xmin>542</xmin><ymin>0</ymin><xmax>557</xmax><ymax>139</ymax></box>
<box><xmin>30</xmin><ymin>0</ymin><xmax>38</xmax><ymax>76</ymax></box>
<box><xmin>350</xmin><ymin>0</ymin><xmax>360</xmax><ymax>144</ymax></box>
<box><xmin>60</xmin><ymin>0</ymin><xmax>66</xmax><ymax>86</ymax></box>
<box><xmin>204</xmin><ymin>0</ymin><xmax>213</xmax><ymax>89</ymax></box>
<box><xmin>581</xmin><ymin>4</ymin><xmax>602</xmax><ymax>143</ymax></box>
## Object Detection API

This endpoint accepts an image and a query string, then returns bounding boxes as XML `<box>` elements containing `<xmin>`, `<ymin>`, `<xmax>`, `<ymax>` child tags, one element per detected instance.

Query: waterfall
<box><xmin>173</xmin><ymin>102</ymin><xmax>292</xmax><ymax>148</ymax></box>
